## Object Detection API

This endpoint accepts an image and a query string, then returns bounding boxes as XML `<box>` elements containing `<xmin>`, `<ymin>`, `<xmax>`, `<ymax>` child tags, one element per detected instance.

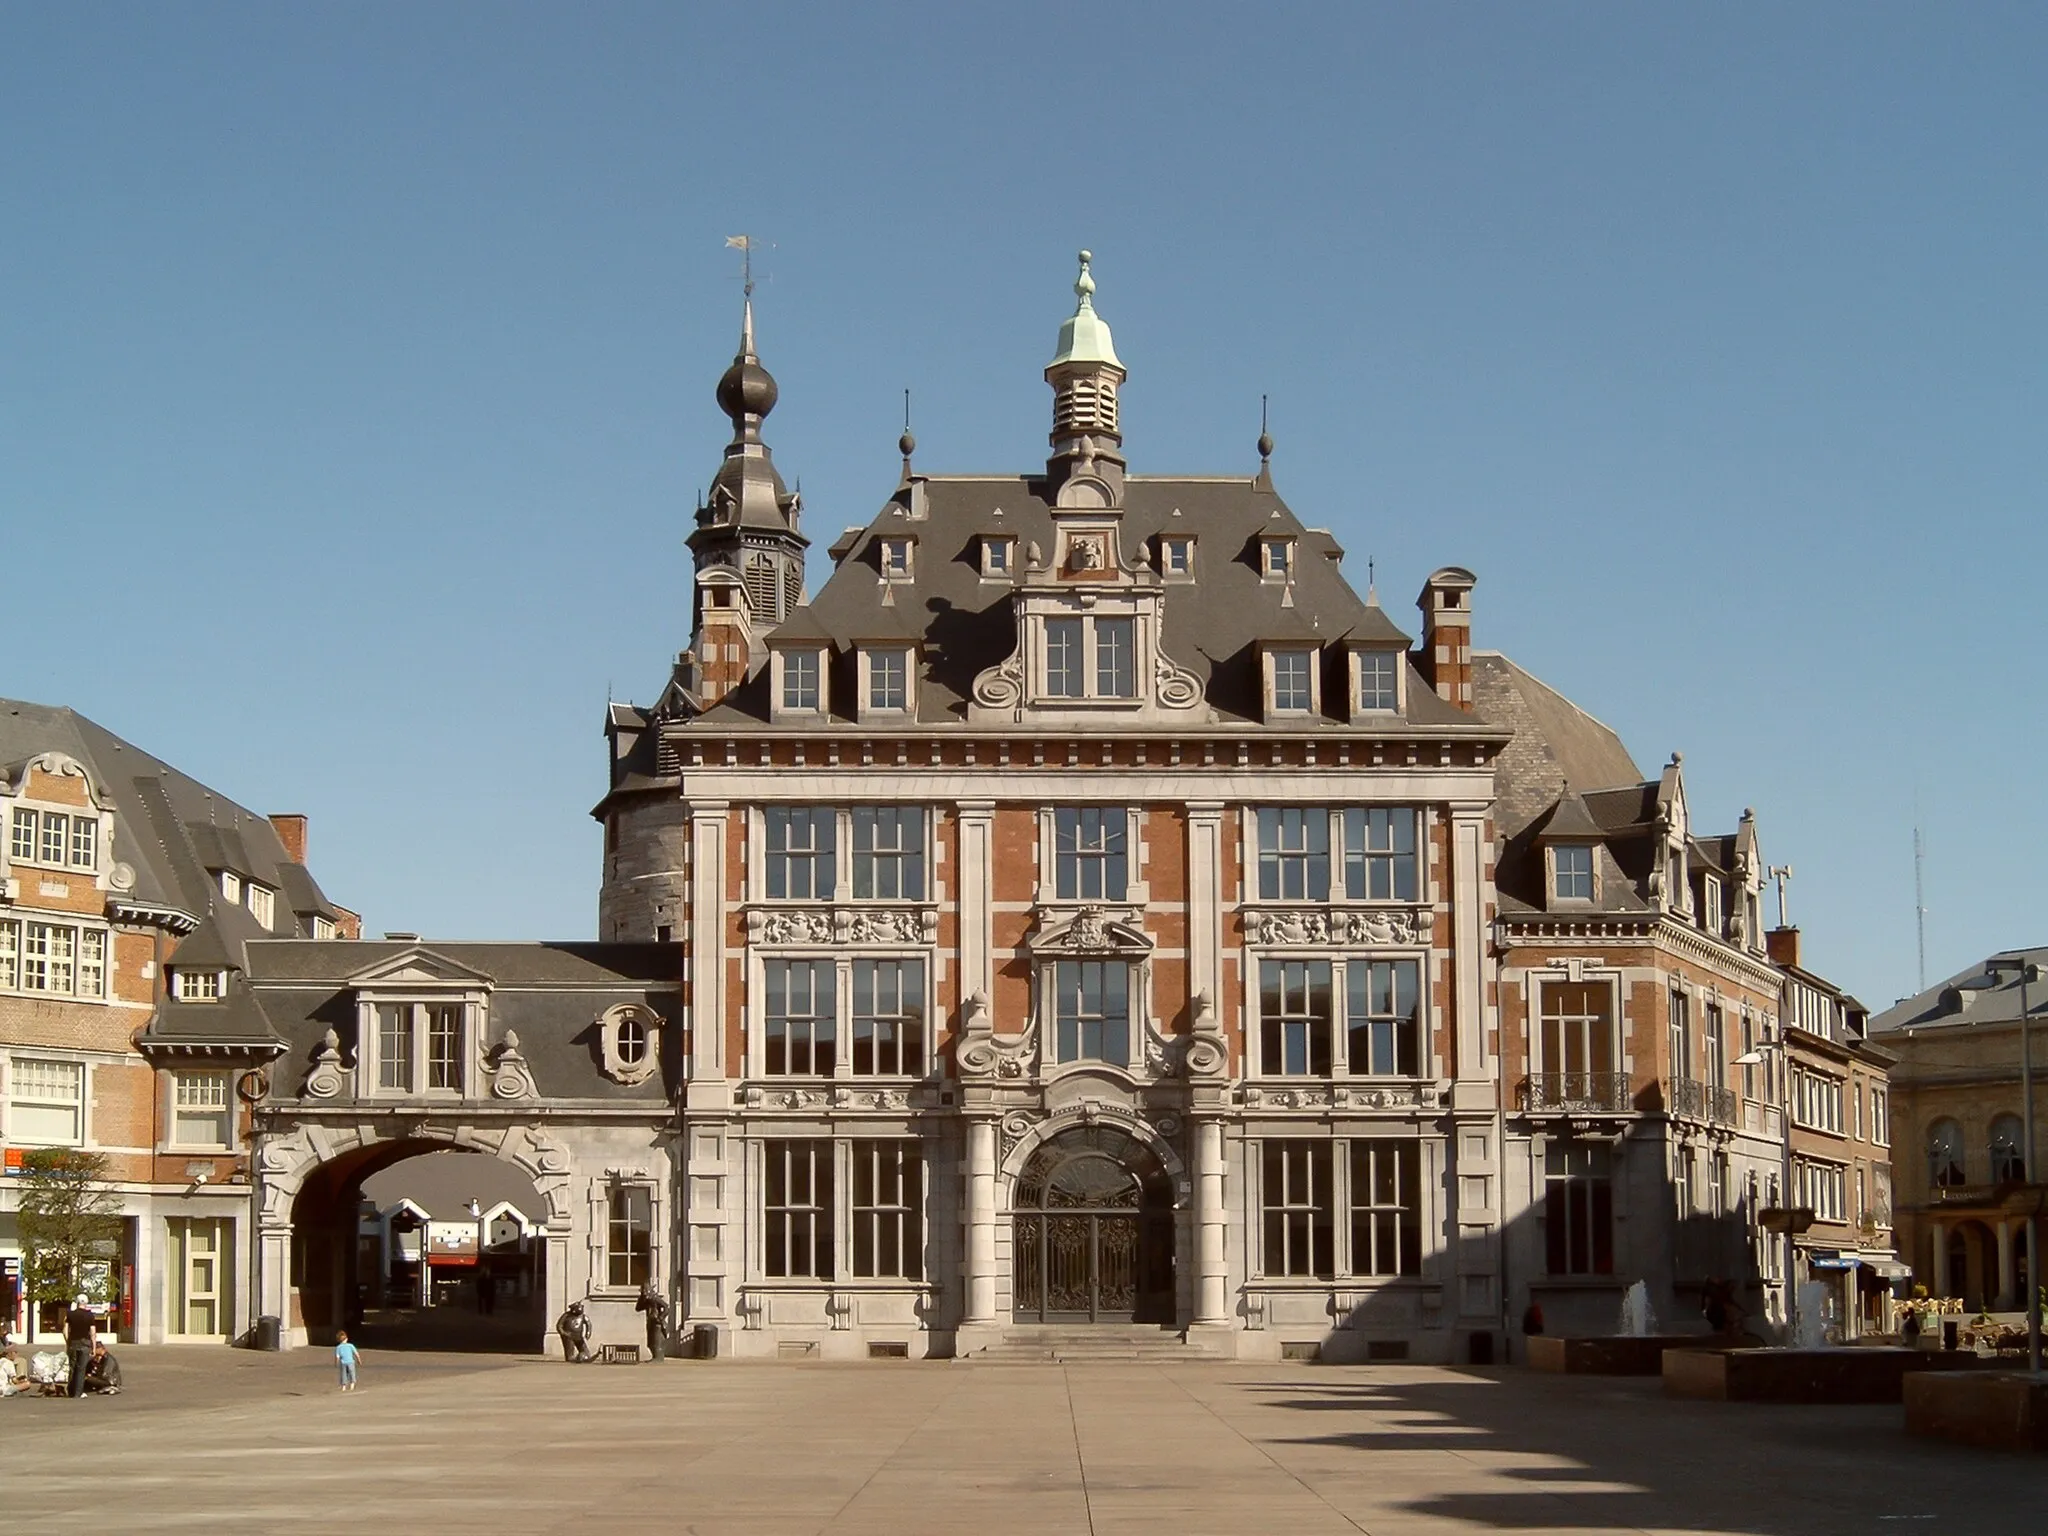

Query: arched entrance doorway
<box><xmin>290</xmin><ymin>1142</ymin><xmax>549</xmax><ymax>1353</ymax></box>
<box><xmin>1012</xmin><ymin>1126</ymin><xmax>1174</xmax><ymax>1323</ymax></box>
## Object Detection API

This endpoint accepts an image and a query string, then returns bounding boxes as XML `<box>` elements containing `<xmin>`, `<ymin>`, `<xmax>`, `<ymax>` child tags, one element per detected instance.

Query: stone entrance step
<box><xmin>968</xmin><ymin>1324</ymin><xmax>1227</xmax><ymax>1364</ymax></box>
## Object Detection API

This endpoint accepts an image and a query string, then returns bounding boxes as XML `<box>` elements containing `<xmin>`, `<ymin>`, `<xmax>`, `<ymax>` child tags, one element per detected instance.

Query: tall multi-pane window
<box><xmin>172</xmin><ymin>1072</ymin><xmax>232</xmax><ymax>1148</ymax></box>
<box><xmin>867</xmin><ymin>649</ymin><xmax>909</xmax><ymax>710</ymax></box>
<box><xmin>853</xmin><ymin>808</ymin><xmax>925</xmax><ymax>900</ymax></box>
<box><xmin>247</xmin><ymin>884</ymin><xmax>275</xmax><ymax>930</ymax></box>
<box><xmin>1046</xmin><ymin>618</ymin><xmax>1084</xmax><ymax>698</ymax></box>
<box><xmin>1260</xmin><ymin>960</ymin><xmax>1332</xmax><ymax>1075</ymax></box>
<box><xmin>9</xmin><ymin>1057</ymin><xmax>84</xmax><ymax>1145</ymax></box>
<box><xmin>1260</xmin><ymin>1142</ymin><xmax>1333</xmax><ymax>1278</ymax></box>
<box><xmin>1928</xmin><ymin>1119</ymin><xmax>1965</xmax><ymax>1187</ymax></box>
<box><xmin>1054</xmin><ymin>808</ymin><xmax>1128</xmax><ymax>901</ymax></box>
<box><xmin>1271</xmin><ymin>650</ymin><xmax>1314</xmax><ymax>712</ymax></box>
<box><xmin>1347</xmin><ymin>960</ymin><xmax>1421</xmax><ymax>1076</ymax></box>
<box><xmin>1539</xmin><ymin>981</ymin><xmax>1616</xmax><ymax>1080</ymax></box>
<box><xmin>427</xmin><ymin>1005</ymin><xmax>463</xmax><ymax>1090</ymax></box>
<box><xmin>1544</xmin><ymin>1143</ymin><xmax>1614</xmax><ymax>1275</ymax></box>
<box><xmin>765</xmin><ymin>959</ymin><xmax>836</xmax><ymax>1075</ymax></box>
<box><xmin>1095</xmin><ymin>618</ymin><xmax>1136</xmax><ymax>697</ymax></box>
<box><xmin>1257</xmin><ymin>808</ymin><xmax>1330</xmax><ymax>900</ymax></box>
<box><xmin>1668</xmin><ymin>988</ymin><xmax>1691</xmax><ymax>1080</ymax></box>
<box><xmin>1349</xmin><ymin>1141</ymin><xmax>1421</xmax><ymax>1276</ymax></box>
<box><xmin>8</xmin><ymin>809</ymin><xmax>33</xmax><ymax>862</ymax></box>
<box><xmin>850</xmin><ymin>1143</ymin><xmax>923</xmax><ymax>1279</ymax></box>
<box><xmin>1053</xmin><ymin>960</ymin><xmax>1129</xmax><ymax>1066</ymax></box>
<box><xmin>606</xmin><ymin>1185</ymin><xmax>652</xmax><ymax>1288</ymax></box>
<box><xmin>1871</xmin><ymin>1088</ymin><xmax>1890</xmax><ymax>1147</ymax></box>
<box><xmin>1740</xmin><ymin>1009</ymin><xmax>1757</xmax><ymax>1100</ymax></box>
<box><xmin>39</xmin><ymin>813</ymin><xmax>68</xmax><ymax>866</ymax></box>
<box><xmin>852</xmin><ymin>959</ymin><xmax>925</xmax><ymax>1076</ymax></box>
<box><xmin>0</xmin><ymin>920</ymin><xmax>104</xmax><ymax>999</ymax></box>
<box><xmin>377</xmin><ymin>1004</ymin><xmax>415</xmax><ymax>1092</ymax></box>
<box><xmin>1553</xmin><ymin>845</ymin><xmax>1594</xmax><ymax>901</ymax></box>
<box><xmin>1358</xmin><ymin>651</ymin><xmax>1398</xmax><ymax>712</ymax></box>
<box><xmin>1990</xmin><ymin>1115</ymin><xmax>2025</xmax><ymax>1184</ymax></box>
<box><xmin>69</xmin><ymin>817</ymin><xmax>97</xmax><ymax>871</ymax></box>
<box><xmin>1342</xmin><ymin>808</ymin><xmax>1419</xmax><ymax>901</ymax></box>
<box><xmin>782</xmin><ymin>648</ymin><xmax>820</xmax><ymax>711</ymax></box>
<box><xmin>764</xmin><ymin>1140</ymin><xmax>833</xmax><ymax>1278</ymax></box>
<box><xmin>1702</xmin><ymin>1005</ymin><xmax>1725</xmax><ymax>1089</ymax></box>
<box><xmin>766</xmin><ymin>807</ymin><xmax>836</xmax><ymax>899</ymax></box>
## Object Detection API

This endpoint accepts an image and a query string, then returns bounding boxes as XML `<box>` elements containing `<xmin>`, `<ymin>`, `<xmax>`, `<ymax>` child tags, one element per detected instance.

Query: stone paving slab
<box><xmin>0</xmin><ymin>1348</ymin><xmax>2042</xmax><ymax>1534</ymax></box>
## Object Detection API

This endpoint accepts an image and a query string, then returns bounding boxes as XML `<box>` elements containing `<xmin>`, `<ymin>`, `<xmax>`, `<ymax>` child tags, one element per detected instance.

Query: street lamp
<box><xmin>1737</xmin><ymin>1037</ymin><xmax>1805</xmax><ymax>1344</ymax></box>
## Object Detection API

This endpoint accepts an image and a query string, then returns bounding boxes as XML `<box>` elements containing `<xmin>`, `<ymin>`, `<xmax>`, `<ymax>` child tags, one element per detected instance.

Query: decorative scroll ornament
<box><xmin>489</xmin><ymin>1031</ymin><xmax>537</xmax><ymax>1100</ymax></box>
<box><xmin>842</xmin><ymin>909</ymin><xmax>933</xmax><ymax>945</ymax></box>
<box><xmin>955</xmin><ymin>991</ymin><xmax>1034</xmax><ymax>1079</ymax></box>
<box><xmin>1242</xmin><ymin>907</ymin><xmax>1425</xmax><ymax>947</ymax></box>
<box><xmin>302</xmin><ymin>1029</ymin><xmax>346</xmax><ymax>1100</ymax></box>
<box><xmin>1153</xmin><ymin>653</ymin><xmax>1202</xmax><ymax>709</ymax></box>
<box><xmin>1028</xmin><ymin>905</ymin><xmax>1152</xmax><ymax>957</ymax></box>
<box><xmin>1184</xmin><ymin>991</ymin><xmax>1229</xmax><ymax>1079</ymax></box>
<box><xmin>971</xmin><ymin>651</ymin><xmax>1025</xmax><ymax>710</ymax></box>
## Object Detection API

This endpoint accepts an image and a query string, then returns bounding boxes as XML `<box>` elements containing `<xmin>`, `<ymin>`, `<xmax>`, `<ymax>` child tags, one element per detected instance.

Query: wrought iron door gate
<box><xmin>1012</xmin><ymin>1130</ymin><xmax>1168</xmax><ymax>1323</ymax></box>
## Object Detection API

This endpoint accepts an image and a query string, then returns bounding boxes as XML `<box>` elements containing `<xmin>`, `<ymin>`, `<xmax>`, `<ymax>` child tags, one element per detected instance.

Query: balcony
<box><xmin>1669</xmin><ymin>1076</ymin><xmax>1738</xmax><ymax>1128</ymax></box>
<box><xmin>1521</xmin><ymin>1072</ymin><xmax>1634</xmax><ymax>1115</ymax></box>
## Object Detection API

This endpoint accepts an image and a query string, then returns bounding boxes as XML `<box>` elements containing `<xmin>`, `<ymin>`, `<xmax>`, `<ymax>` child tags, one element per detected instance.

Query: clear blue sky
<box><xmin>5</xmin><ymin>4</ymin><xmax>2043</xmax><ymax>1008</ymax></box>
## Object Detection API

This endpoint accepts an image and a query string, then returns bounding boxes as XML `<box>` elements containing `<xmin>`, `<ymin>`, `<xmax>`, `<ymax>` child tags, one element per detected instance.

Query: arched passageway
<box><xmin>1011</xmin><ymin>1125</ymin><xmax>1175</xmax><ymax>1324</ymax></box>
<box><xmin>291</xmin><ymin>1144</ymin><xmax>548</xmax><ymax>1353</ymax></box>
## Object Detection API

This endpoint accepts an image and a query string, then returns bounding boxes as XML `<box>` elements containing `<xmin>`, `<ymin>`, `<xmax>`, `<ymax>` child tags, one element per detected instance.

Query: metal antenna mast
<box><xmin>1913</xmin><ymin>823</ymin><xmax>1929</xmax><ymax>993</ymax></box>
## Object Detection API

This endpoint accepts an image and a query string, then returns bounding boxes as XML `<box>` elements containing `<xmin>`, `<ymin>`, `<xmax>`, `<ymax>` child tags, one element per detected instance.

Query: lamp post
<box><xmin>1738</xmin><ymin>1035</ymin><xmax>1799</xmax><ymax>1343</ymax></box>
<box><xmin>2015</xmin><ymin>961</ymin><xmax>2040</xmax><ymax>1379</ymax></box>
<box><xmin>466</xmin><ymin>1199</ymin><xmax>485</xmax><ymax>1317</ymax></box>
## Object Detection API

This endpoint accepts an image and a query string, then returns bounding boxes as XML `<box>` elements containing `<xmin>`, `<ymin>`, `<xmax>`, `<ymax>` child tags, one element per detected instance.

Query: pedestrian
<box><xmin>84</xmin><ymin>1341</ymin><xmax>122</xmax><ymax>1395</ymax></box>
<box><xmin>63</xmin><ymin>1293</ymin><xmax>96</xmax><ymax>1399</ymax></box>
<box><xmin>1901</xmin><ymin>1307</ymin><xmax>1922</xmax><ymax>1348</ymax></box>
<box><xmin>335</xmin><ymin>1328</ymin><xmax>360</xmax><ymax>1392</ymax></box>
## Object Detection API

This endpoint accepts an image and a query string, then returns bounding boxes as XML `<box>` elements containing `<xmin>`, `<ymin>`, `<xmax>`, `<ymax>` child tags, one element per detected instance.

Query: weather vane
<box><xmin>725</xmin><ymin>234</ymin><xmax>762</xmax><ymax>297</ymax></box>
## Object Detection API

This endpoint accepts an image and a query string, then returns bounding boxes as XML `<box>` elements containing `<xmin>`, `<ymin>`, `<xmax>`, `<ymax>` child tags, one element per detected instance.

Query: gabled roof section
<box><xmin>1471</xmin><ymin>655</ymin><xmax>1642</xmax><ymax>841</ymax></box>
<box><xmin>1529</xmin><ymin>788</ymin><xmax>1606</xmax><ymax>842</ymax></box>
<box><xmin>346</xmin><ymin>945</ymin><xmax>498</xmax><ymax>990</ymax></box>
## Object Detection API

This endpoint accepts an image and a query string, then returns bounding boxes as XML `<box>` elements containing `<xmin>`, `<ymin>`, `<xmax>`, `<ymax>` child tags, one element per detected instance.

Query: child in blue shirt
<box><xmin>335</xmin><ymin>1330</ymin><xmax>360</xmax><ymax>1392</ymax></box>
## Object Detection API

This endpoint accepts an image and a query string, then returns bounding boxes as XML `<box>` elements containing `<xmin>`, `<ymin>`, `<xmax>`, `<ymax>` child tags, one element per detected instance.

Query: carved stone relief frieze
<box><xmin>747</xmin><ymin>907</ymin><xmax>938</xmax><ymax>947</ymax></box>
<box><xmin>1242</xmin><ymin>907</ymin><xmax>1428</xmax><ymax>947</ymax></box>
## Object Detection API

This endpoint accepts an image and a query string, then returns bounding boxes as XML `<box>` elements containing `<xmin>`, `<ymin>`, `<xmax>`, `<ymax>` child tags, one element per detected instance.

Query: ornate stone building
<box><xmin>583</xmin><ymin>256</ymin><xmax>1792</xmax><ymax>1360</ymax></box>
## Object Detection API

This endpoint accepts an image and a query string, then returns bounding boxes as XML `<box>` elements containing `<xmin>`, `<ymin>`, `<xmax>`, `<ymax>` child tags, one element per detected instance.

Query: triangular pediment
<box><xmin>1027</xmin><ymin>906</ymin><xmax>1154</xmax><ymax>957</ymax></box>
<box><xmin>347</xmin><ymin>946</ymin><xmax>496</xmax><ymax>990</ymax></box>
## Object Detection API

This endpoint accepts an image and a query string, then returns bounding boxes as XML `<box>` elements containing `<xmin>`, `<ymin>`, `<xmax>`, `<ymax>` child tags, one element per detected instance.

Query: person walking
<box><xmin>63</xmin><ymin>1294</ymin><xmax>96</xmax><ymax>1399</ymax></box>
<box><xmin>334</xmin><ymin>1329</ymin><xmax>360</xmax><ymax>1392</ymax></box>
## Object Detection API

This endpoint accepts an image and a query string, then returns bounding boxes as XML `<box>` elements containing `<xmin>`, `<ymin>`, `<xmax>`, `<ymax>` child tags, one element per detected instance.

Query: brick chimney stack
<box><xmin>1417</xmin><ymin>567</ymin><xmax>1477</xmax><ymax>712</ymax></box>
<box><xmin>269</xmin><ymin>813</ymin><xmax>309</xmax><ymax>864</ymax></box>
<box><xmin>1766</xmin><ymin>926</ymin><xmax>1802</xmax><ymax>970</ymax></box>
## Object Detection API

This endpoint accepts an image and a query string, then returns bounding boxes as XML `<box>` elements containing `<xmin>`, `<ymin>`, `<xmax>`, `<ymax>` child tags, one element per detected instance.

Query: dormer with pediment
<box><xmin>346</xmin><ymin>947</ymin><xmax>495</xmax><ymax>1101</ymax></box>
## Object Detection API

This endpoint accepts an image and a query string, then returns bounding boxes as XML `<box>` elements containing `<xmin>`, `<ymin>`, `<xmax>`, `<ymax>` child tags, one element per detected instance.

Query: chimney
<box><xmin>1766</xmin><ymin>927</ymin><xmax>1802</xmax><ymax>970</ymax></box>
<box><xmin>691</xmin><ymin>572</ymin><xmax>757</xmax><ymax>710</ymax></box>
<box><xmin>1416</xmin><ymin>567</ymin><xmax>1477</xmax><ymax>712</ymax></box>
<box><xmin>269</xmin><ymin>813</ymin><xmax>309</xmax><ymax>865</ymax></box>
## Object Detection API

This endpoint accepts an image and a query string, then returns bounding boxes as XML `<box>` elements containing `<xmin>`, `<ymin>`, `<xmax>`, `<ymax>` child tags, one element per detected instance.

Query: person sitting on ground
<box><xmin>0</xmin><ymin>1347</ymin><xmax>25</xmax><ymax>1398</ymax></box>
<box><xmin>83</xmin><ymin>1340</ymin><xmax>122</xmax><ymax>1395</ymax></box>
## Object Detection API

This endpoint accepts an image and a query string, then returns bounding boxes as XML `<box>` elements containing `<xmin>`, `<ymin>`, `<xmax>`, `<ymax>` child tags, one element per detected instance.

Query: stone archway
<box><xmin>254</xmin><ymin>1118</ymin><xmax>574</xmax><ymax>1349</ymax></box>
<box><xmin>1006</xmin><ymin>1121</ymin><xmax>1179</xmax><ymax>1325</ymax></box>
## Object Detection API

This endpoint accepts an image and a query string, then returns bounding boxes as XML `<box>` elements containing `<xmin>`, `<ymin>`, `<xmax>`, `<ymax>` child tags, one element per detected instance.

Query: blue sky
<box><xmin>4</xmin><ymin>4</ymin><xmax>2043</xmax><ymax>1007</ymax></box>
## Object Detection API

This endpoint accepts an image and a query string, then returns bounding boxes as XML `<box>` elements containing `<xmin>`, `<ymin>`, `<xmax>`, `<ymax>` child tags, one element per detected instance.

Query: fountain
<box><xmin>1617</xmin><ymin>1280</ymin><xmax>1658</xmax><ymax>1338</ymax></box>
<box><xmin>1793</xmin><ymin>1282</ymin><xmax>1831</xmax><ymax>1350</ymax></box>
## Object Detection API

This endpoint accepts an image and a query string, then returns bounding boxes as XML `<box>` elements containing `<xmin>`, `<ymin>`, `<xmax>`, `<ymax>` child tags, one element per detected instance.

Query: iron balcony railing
<box><xmin>1670</xmin><ymin>1076</ymin><xmax>1739</xmax><ymax>1127</ymax></box>
<box><xmin>1520</xmin><ymin>1072</ymin><xmax>1634</xmax><ymax>1115</ymax></box>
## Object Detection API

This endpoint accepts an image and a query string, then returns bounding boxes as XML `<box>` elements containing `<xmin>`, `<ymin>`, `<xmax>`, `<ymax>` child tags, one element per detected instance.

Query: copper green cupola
<box><xmin>1045</xmin><ymin>250</ymin><xmax>1127</xmax><ymax>498</ymax></box>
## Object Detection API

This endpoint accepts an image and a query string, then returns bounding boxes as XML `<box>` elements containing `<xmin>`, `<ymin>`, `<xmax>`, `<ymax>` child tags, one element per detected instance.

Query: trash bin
<box><xmin>254</xmin><ymin>1315</ymin><xmax>282</xmax><ymax>1352</ymax></box>
<box><xmin>693</xmin><ymin>1323</ymin><xmax>718</xmax><ymax>1360</ymax></box>
<box><xmin>1467</xmin><ymin>1330</ymin><xmax>1494</xmax><ymax>1365</ymax></box>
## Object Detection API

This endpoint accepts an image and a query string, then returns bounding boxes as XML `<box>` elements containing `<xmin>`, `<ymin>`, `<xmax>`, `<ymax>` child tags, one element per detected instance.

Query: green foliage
<box><xmin>14</xmin><ymin>1148</ymin><xmax>121</xmax><ymax>1308</ymax></box>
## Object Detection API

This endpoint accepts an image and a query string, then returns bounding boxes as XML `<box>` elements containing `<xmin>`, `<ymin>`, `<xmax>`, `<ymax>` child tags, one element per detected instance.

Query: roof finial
<box><xmin>726</xmin><ymin>234</ymin><xmax>757</xmax><ymax>358</ymax></box>
<box><xmin>1075</xmin><ymin>249</ymin><xmax>1095</xmax><ymax>307</ymax></box>
<box><xmin>899</xmin><ymin>388</ymin><xmax>916</xmax><ymax>477</ymax></box>
<box><xmin>1257</xmin><ymin>394</ymin><xmax>1273</xmax><ymax>465</ymax></box>
<box><xmin>1367</xmin><ymin>555</ymin><xmax>1377</xmax><ymax>605</ymax></box>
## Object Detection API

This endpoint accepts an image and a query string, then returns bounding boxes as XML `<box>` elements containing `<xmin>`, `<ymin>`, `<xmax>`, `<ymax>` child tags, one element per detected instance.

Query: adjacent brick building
<box><xmin>0</xmin><ymin>702</ymin><xmax>355</xmax><ymax>1344</ymax></box>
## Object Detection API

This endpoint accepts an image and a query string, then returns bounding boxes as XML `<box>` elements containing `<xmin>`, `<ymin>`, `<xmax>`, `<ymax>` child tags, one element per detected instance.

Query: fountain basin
<box><xmin>1664</xmin><ymin>1346</ymin><xmax>1992</xmax><ymax>1404</ymax></box>
<box><xmin>1529</xmin><ymin>1334</ymin><xmax>1741</xmax><ymax>1375</ymax></box>
<box><xmin>1903</xmin><ymin>1370</ymin><xmax>2048</xmax><ymax>1453</ymax></box>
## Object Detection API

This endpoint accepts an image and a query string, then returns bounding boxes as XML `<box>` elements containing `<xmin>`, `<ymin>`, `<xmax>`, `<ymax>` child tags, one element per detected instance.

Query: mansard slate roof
<box><xmin>0</xmin><ymin>697</ymin><xmax>350</xmax><ymax>933</ymax></box>
<box><xmin>698</xmin><ymin>475</ymin><xmax>1468</xmax><ymax>731</ymax></box>
<box><xmin>1868</xmin><ymin>946</ymin><xmax>2048</xmax><ymax>1036</ymax></box>
<box><xmin>183</xmin><ymin>940</ymin><xmax>685</xmax><ymax>1099</ymax></box>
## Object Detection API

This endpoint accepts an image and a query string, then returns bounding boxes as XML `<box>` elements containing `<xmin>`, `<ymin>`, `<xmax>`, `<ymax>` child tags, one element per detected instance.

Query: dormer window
<box><xmin>1702</xmin><ymin>876</ymin><xmax>1723</xmax><ymax>935</ymax></box>
<box><xmin>219</xmin><ymin>871</ymin><xmax>241</xmax><ymax>904</ymax></box>
<box><xmin>776</xmin><ymin>647</ymin><xmax>826</xmax><ymax>715</ymax></box>
<box><xmin>247</xmin><ymin>883</ymin><xmax>275</xmax><ymax>930</ymax></box>
<box><xmin>1553</xmin><ymin>845</ymin><xmax>1594</xmax><ymax>902</ymax></box>
<box><xmin>174</xmin><ymin>969</ymin><xmax>225</xmax><ymax>1002</ymax></box>
<box><xmin>981</xmin><ymin>536</ymin><xmax>1015</xmax><ymax>578</ymax></box>
<box><xmin>1267</xmin><ymin>647</ymin><xmax>1318</xmax><ymax>715</ymax></box>
<box><xmin>1261</xmin><ymin>537</ymin><xmax>1294</xmax><ymax>581</ymax></box>
<box><xmin>863</xmin><ymin>647</ymin><xmax>912</xmax><ymax>714</ymax></box>
<box><xmin>1160</xmin><ymin>537</ymin><xmax>1195</xmax><ymax>579</ymax></box>
<box><xmin>1356</xmin><ymin>651</ymin><xmax>1400</xmax><ymax>713</ymax></box>
<box><xmin>1044</xmin><ymin>616</ymin><xmax>1136</xmax><ymax>700</ymax></box>
<box><xmin>879</xmin><ymin>538</ymin><xmax>914</xmax><ymax>579</ymax></box>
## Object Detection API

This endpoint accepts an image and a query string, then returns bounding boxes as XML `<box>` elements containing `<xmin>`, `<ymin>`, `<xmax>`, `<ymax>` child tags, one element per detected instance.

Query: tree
<box><xmin>15</xmin><ymin>1148</ymin><xmax>122</xmax><ymax>1313</ymax></box>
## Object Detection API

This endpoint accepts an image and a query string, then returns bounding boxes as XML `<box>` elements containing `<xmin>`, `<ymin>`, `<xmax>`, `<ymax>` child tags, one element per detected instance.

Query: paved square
<box><xmin>2</xmin><ymin>1349</ymin><xmax>2039</xmax><ymax>1534</ymax></box>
